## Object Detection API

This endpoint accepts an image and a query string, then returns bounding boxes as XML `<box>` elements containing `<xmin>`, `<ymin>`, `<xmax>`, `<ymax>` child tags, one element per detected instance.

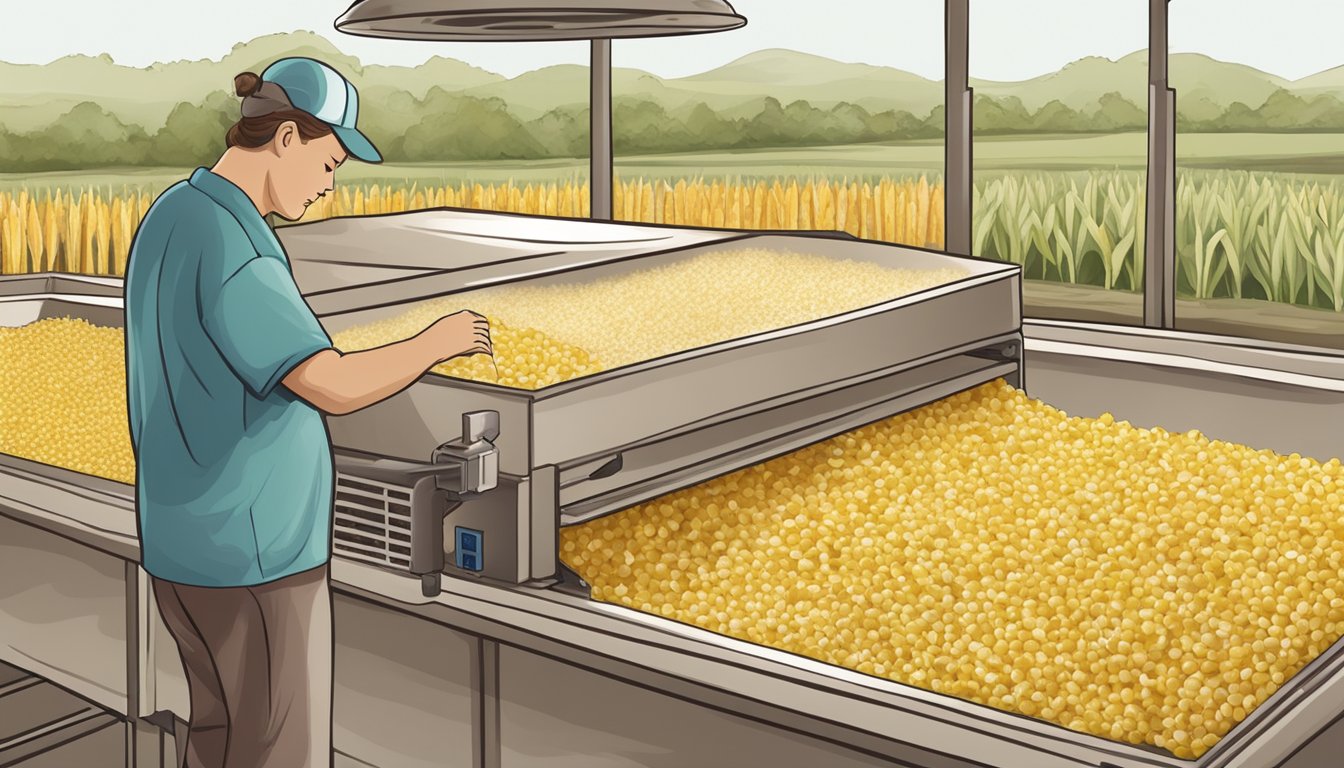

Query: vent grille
<box><xmin>333</xmin><ymin>472</ymin><xmax>414</xmax><ymax>570</ymax></box>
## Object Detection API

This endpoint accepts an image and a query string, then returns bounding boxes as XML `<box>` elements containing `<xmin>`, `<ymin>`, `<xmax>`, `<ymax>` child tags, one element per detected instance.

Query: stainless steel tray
<box><xmin>0</xmin><ymin>275</ymin><xmax>124</xmax><ymax>328</ymax></box>
<box><xmin>498</xmin><ymin>575</ymin><xmax>1344</xmax><ymax>768</ymax></box>
<box><xmin>311</xmin><ymin>232</ymin><xmax>1022</xmax><ymax>480</ymax></box>
<box><xmin>293</xmin><ymin>221</ymin><xmax>1021</xmax><ymax>592</ymax></box>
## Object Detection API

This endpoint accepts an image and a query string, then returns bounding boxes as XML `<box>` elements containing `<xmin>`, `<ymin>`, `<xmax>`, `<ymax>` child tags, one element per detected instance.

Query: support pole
<box><xmin>1145</xmin><ymin>0</ymin><xmax>1176</xmax><ymax>327</ymax></box>
<box><xmin>590</xmin><ymin>38</ymin><xmax>614</xmax><ymax>221</ymax></box>
<box><xmin>944</xmin><ymin>0</ymin><xmax>972</xmax><ymax>255</ymax></box>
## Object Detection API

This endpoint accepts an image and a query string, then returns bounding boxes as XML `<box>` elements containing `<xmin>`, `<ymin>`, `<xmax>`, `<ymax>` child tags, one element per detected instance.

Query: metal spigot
<box><xmin>419</xmin><ymin>411</ymin><xmax>500</xmax><ymax>597</ymax></box>
<box><xmin>431</xmin><ymin>411</ymin><xmax>500</xmax><ymax>497</ymax></box>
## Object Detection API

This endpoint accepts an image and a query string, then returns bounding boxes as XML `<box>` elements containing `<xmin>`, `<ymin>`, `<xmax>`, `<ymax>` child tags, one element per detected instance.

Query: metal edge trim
<box><xmin>1026</xmin><ymin>338</ymin><xmax>1344</xmax><ymax>393</ymax></box>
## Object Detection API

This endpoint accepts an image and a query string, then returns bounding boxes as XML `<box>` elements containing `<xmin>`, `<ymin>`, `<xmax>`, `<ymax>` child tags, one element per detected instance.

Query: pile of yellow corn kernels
<box><xmin>562</xmin><ymin>379</ymin><xmax>1344</xmax><ymax>759</ymax></box>
<box><xmin>0</xmin><ymin>317</ymin><xmax>135</xmax><ymax>484</ymax></box>
<box><xmin>330</xmin><ymin>247</ymin><xmax>967</xmax><ymax>389</ymax></box>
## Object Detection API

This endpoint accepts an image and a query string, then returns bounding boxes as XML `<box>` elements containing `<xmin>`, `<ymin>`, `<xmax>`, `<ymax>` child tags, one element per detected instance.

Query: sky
<box><xmin>0</xmin><ymin>1</ymin><xmax>1340</xmax><ymax>82</ymax></box>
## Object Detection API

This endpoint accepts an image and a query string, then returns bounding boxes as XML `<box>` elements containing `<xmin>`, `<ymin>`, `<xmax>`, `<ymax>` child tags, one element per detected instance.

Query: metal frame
<box><xmin>1025</xmin><ymin>318</ymin><xmax>1344</xmax><ymax>388</ymax></box>
<box><xmin>590</xmin><ymin>39</ymin><xmax>614</xmax><ymax>221</ymax></box>
<box><xmin>569</xmin><ymin>0</ymin><xmax>1257</xmax><ymax>354</ymax></box>
<box><xmin>944</xmin><ymin>0</ymin><xmax>971</xmax><ymax>256</ymax></box>
<box><xmin>944</xmin><ymin>0</ymin><xmax>1178</xmax><ymax>323</ymax></box>
<box><xmin>1145</xmin><ymin>0</ymin><xmax>1176</xmax><ymax>328</ymax></box>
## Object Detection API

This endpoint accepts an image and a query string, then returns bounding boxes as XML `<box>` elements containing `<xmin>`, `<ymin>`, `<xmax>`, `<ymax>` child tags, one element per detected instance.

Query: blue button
<box><xmin>456</xmin><ymin>527</ymin><xmax>482</xmax><ymax>554</ymax></box>
<box><xmin>455</xmin><ymin>527</ymin><xmax>484</xmax><ymax>571</ymax></box>
<box><xmin>460</xmin><ymin>531</ymin><xmax>480</xmax><ymax>553</ymax></box>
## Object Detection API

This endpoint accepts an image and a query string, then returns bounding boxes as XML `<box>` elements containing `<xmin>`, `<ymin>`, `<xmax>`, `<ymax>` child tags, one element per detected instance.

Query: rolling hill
<box><xmin>1</xmin><ymin>31</ymin><xmax>1340</xmax><ymax>134</ymax></box>
<box><xmin>0</xmin><ymin>31</ymin><xmax>502</xmax><ymax>131</ymax></box>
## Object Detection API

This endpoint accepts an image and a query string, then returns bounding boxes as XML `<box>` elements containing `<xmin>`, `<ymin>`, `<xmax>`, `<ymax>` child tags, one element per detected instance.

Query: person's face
<box><xmin>268</xmin><ymin>122</ymin><xmax>348</xmax><ymax>221</ymax></box>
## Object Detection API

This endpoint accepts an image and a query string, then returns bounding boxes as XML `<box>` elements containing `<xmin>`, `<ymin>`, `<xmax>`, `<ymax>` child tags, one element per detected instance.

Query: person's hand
<box><xmin>422</xmin><ymin>310</ymin><xmax>491</xmax><ymax>364</ymax></box>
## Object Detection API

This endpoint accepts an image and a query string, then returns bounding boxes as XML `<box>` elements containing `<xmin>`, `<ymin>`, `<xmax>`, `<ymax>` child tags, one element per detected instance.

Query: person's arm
<box><xmin>282</xmin><ymin>322</ymin><xmax>484</xmax><ymax>416</ymax></box>
<box><xmin>201</xmin><ymin>253</ymin><xmax>490</xmax><ymax>415</ymax></box>
<box><xmin>281</xmin><ymin>343</ymin><xmax>431</xmax><ymax>417</ymax></box>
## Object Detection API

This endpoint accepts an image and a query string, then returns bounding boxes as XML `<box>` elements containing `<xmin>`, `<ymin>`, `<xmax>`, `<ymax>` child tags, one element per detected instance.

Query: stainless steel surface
<box><xmin>0</xmin><ymin>272</ymin><xmax>122</xmax><ymax>299</ymax></box>
<box><xmin>334</xmin><ymin>0</ymin><xmax>747</xmax><ymax>41</ymax></box>
<box><xmin>1026</xmin><ymin>318</ymin><xmax>1344</xmax><ymax>389</ymax></box>
<box><xmin>302</xmin><ymin>231</ymin><xmax>1020</xmax><ymax>465</ymax></box>
<box><xmin>0</xmin><ymin>291</ymin><xmax>123</xmax><ymax>328</ymax></box>
<box><xmin>495</xmin><ymin>644</ymin><xmax>907</xmax><ymax>768</ymax></box>
<box><xmin>330</xmin><ymin>595</ymin><xmax>479</xmax><ymax>768</ymax></box>
<box><xmin>0</xmin><ymin>515</ymin><xmax>130</xmax><ymax>714</ymax></box>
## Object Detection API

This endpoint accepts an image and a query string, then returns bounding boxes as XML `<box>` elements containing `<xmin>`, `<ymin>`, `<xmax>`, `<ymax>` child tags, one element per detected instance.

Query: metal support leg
<box><xmin>129</xmin><ymin>719</ymin><xmax>165</xmax><ymax>767</ymax></box>
<box><xmin>126</xmin><ymin>562</ymin><xmax>165</xmax><ymax>767</ymax></box>
<box><xmin>590</xmin><ymin>38</ymin><xmax>614</xmax><ymax>222</ymax></box>
<box><xmin>473</xmin><ymin>637</ymin><xmax>501</xmax><ymax>768</ymax></box>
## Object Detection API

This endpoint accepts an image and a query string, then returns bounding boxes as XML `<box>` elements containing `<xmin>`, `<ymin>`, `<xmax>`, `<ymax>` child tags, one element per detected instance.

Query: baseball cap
<box><xmin>246</xmin><ymin>57</ymin><xmax>382</xmax><ymax>163</ymax></box>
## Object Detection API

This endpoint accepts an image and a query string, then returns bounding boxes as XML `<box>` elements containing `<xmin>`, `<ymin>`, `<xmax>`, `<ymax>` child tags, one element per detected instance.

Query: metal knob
<box><xmin>462</xmin><ymin>410</ymin><xmax>500</xmax><ymax>444</ymax></box>
<box><xmin>432</xmin><ymin>410</ymin><xmax>501</xmax><ymax>496</ymax></box>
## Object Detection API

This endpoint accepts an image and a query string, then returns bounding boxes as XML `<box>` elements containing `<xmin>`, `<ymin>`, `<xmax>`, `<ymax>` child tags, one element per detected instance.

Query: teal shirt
<box><xmin>125</xmin><ymin>167</ymin><xmax>335</xmax><ymax>587</ymax></box>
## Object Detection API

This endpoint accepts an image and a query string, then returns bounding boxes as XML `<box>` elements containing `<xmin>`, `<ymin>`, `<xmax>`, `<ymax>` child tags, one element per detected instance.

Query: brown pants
<box><xmin>152</xmin><ymin>564</ymin><xmax>333</xmax><ymax>768</ymax></box>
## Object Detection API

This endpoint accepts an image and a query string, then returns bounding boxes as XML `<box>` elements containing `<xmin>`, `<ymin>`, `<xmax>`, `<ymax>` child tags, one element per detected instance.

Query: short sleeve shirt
<box><xmin>125</xmin><ymin>167</ymin><xmax>335</xmax><ymax>587</ymax></box>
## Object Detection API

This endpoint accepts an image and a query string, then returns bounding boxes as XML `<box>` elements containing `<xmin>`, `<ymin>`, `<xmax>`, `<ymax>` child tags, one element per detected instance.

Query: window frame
<box><xmin>945</xmin><ymin>0</ymin><xmax>1344</xmax><ymax>367</ymax></box>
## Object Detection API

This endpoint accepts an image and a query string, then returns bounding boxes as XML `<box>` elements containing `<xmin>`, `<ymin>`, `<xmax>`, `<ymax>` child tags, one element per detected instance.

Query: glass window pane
<box><xmin>1172</xmin><ymin>0</ymin><xmax>1344</xmax><ymax>349</ymax></box>
<box><xmin>611</xmin><ymin>1</ymin><xmax>945</xmax><ymax>249</ymax></box>
<box><xmin>971</xmin><ymin>1</ymin><xmax>1148</xmax><ymax>324</ymax></box>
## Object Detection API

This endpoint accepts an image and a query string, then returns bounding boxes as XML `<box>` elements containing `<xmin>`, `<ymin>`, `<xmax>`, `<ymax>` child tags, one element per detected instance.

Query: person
<box><xmin>123</xmin><ymin>56</ymin><xmax>492</xmax><ymax>768</ymax></box>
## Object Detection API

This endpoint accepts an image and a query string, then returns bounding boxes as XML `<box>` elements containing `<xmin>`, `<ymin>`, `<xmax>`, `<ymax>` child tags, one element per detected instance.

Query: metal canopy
<box><xmin>334</xmin><ymin>0</ymin><xmax>745</xmax><ymax>42</ymax></box>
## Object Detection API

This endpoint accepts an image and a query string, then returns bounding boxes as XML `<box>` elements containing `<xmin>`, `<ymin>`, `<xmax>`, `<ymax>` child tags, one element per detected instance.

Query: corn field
<box><xmin>973</xmin><ymin>169</ymin><xmax>1344</xmax><ymax>312</ymax></box>
<box><xmin>0</xmin><ymin>175</ymin><xmax>945</xmax><ymax>277</ymax></box>
<box><xmin>973</xmin><ymin>171</ymin><xmax>1145</xmax><ymax>292</ymax></box>
<box><xmin>4</xmin><ymin>169</ymin><xmax>1344</xmax><ymax>314</ymax></box>
<box><xmin>1178</xmin><ymin>172</ymin><xmax>1344</xmax><ymax>312</ymax></box>
<box><xmin>0</xmin><ymin>187</ymin><xmax>155</xmax><ymax>276</ymax></box>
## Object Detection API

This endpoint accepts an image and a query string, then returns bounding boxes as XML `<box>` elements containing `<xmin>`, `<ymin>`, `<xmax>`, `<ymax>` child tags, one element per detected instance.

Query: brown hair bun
<box><xmin>234</xmin><ymin>72</ymin><xmax>262</xmax><ymax>98</ymax></box>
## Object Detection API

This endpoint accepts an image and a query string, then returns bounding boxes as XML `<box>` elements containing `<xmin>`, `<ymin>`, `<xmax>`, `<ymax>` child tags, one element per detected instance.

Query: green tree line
<box><xmin>2</xmin><ymin>87</ymin><xmax>1342</xmax><ymax>171</ymax></box>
